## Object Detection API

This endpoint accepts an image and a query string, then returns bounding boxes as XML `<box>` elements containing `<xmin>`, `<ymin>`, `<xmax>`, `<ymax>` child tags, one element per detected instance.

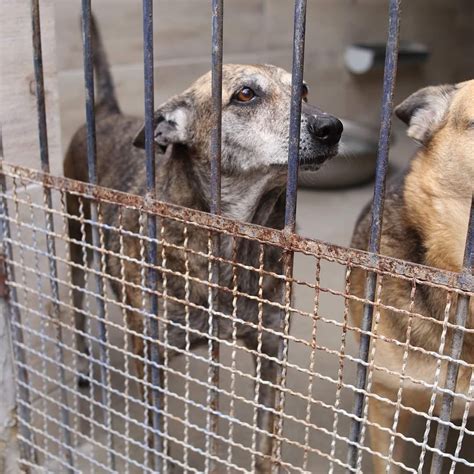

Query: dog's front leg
<box><xmin>257</xmin><ymin>346</ymin><xmax>278</xmax><ymax>474</ymax></box>
<box><xmin>245</xmin><ymin>329</ymin><xmax>280</xmax><ymax>474</ymax></box>
<box><xmin>367</xmin><ymin>381</ymin><xmax>412</xmax><ymax>474</ymax></box>
<box><xmin>68</xmin><ymin>211</ymin><xmax>92</xmax><ymax>388</ymax></box>
<box><xmin>125</xmin><ymin>299</ymin><xmax>169</xmax><ymax>473</ymax></box>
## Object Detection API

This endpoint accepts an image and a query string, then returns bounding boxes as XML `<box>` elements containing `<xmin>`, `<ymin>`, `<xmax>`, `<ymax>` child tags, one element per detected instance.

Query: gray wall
<box><xmin>55</xmin><ymin>0</ymin><xmax>474</xmax><ymax>152</ymax></box>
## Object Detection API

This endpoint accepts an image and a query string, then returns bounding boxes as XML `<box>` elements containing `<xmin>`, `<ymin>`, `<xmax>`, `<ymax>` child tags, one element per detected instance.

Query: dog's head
<box><xmin>395</xmin><ymin>80</ymin><xmax>474</xmax><ymax>182</ymax></box>
<box><xmin>133</xmin><ymin>64</ymin><xmax>342</xmax><ymax>175</ymax></box>
<box><xmin>396</xmin><ymin>81</ymin><xmax>473</xmax><ymax>271</ymax></box>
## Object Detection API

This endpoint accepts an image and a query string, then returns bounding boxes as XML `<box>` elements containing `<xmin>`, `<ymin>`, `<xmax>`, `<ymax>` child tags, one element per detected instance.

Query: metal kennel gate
<box><xmin>0</xmin><ymin>0</ymin><xmax>473</xmax><ymax>472</ymax></box>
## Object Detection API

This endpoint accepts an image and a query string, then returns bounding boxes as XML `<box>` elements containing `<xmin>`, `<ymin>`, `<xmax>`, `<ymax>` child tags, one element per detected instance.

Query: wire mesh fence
<box><xmin>1</xmin><ymin>163</ymin><xmax>473</xmax><ymax>473</ymax></box>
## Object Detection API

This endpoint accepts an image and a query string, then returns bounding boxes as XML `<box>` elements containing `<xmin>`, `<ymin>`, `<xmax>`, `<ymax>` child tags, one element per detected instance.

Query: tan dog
<box><xmin>349</xmin><ymin>81</ymin><xmax>473</xmax><ymax>472</ymax></box>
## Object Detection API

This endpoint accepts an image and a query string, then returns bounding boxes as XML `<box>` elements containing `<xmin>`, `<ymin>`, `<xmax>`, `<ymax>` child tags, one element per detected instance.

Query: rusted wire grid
<box><xmin>5</xmin><ymin>175</ymin><xmax>473</xmax><ymax>337</ymax></box>
<box><xmin>2</xmin><ymin>163</ymin><xmax>474</xmax><ymax>472</ymax></box>
<box><xmin>6</xmin><ymin>258</ymin><xmax>474</xmax><ymax>472</ymax></box>
<box><xmin>2</xmin><ymin>181</ymin><xmax>470</xmax><ymax>470</ymax></box>
<box><xmin>0</xmin><ymin>173</ymin><xmax>38</xmax><ymax>466</ymax></box>
<box><xmin>5</xmin><ymin>252</ymin><xmax>474</xmax><ymax>470</ymax></box>
<box><xmin>5</xmin><ymin>210</ymin><xmax>470</xmax><ymax>412</ymax></box>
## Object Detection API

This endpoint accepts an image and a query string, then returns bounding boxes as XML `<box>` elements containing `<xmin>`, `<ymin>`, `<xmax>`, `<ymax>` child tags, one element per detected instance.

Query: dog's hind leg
<box><xmin>68</xmin><ymin>196</ymin><xmax>93</xmax><ymax>388</ymax></box>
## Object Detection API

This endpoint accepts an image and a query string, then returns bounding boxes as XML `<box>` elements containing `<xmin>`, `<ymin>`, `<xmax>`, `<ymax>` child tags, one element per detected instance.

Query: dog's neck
<box><xmin>161</xmin><ymin>146</ymin><xmax>287</xmax><ymax>226</ymax></box>
<box><xmin>219</xmin><ymin>172</ymin><xmax>286</xmax><ymax>224</ymax></box>
<box><xmin>404</xmin><ymin>146</ymin><xmax>472</xmax><ymax>272</ymax></box>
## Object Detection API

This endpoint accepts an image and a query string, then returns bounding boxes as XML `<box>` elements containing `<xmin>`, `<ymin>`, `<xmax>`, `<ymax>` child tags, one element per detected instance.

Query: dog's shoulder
<box><xmin>351</xmin><ymin>168</ymin><xmax>426</xmax><ymax>266</ymax></box>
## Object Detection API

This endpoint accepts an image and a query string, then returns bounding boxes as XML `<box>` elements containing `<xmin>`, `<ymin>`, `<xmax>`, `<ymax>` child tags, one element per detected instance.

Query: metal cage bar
<box><xmin>210</xmin><ymin>0</ymin><xmax>223</xmax><ymax>218</ymax></box>
<box><xmin>284</xmin><ymin>0</ymin><xmax>307</xmax><ymax>233</ymax></box>
<box><xmin>30</xmin><ymin>0</ymin><xmax>74</xmax><ymax>469</ymax></box>
<box><xmin>207</xmin><ymin>1</ymin><xmax>224</xmax><ymax>470</ymax></box>
<box><xmin>347</xmin><ymin>0</ymin><xmax>401</xmax><ymax>469</ymax></box>
<box><xmin>141</xmin><ymin>0</ymin><xmax>164</xmax><ymax>470</ymax></box>
<box><xmin>274</xmin><ymin>0</ymin><xmax>308</xmax><ymax>464</ymax></box>
<box><xmin>80</xmin><ymin>1</ymin><xmax>116</xmax><ymax>469</ymax></box>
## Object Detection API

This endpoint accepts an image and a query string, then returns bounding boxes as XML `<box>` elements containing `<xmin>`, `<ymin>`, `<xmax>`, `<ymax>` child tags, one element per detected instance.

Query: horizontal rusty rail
<box><xmin>2</xmin><ymin>162</ymin><xmax>472</xmax><ymax>295</ymax></box>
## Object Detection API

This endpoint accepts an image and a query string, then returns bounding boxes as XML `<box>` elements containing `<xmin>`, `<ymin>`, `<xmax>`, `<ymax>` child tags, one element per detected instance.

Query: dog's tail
<box><xmin>90</xmin><ymin>14</ymin><xmax>121</xmax><ymax>115</ymax></box>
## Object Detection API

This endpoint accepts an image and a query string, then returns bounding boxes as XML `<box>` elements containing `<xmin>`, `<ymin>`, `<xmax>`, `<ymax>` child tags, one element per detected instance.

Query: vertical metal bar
<box><xmin>284</xmin><ymin>0</ymin><xmax>307</xmax><ymax>233</ymax></box>
<box><xmin>430</xmin><ymin>199</ymin><xmax>474</xmax><ymax>474</ymax></box>
<box><xmin>207</xmin><ymin>0</ymin><xmax>223</xmax><ymax>470</ymax></box>
<box><xmin>274</xmin><ymin>0</ymin><xmax>307</xmax><ymax>464</ymax></box>
<box><xmin>210</xmin><ymin>0</ymin><xmax>223</xmax><ymax>217</ymax></box>
<box><xmin>141</xmin><ymin>1</ymin><xmax>163</xmax><ymax>470</ymax></box>
<box><xmin>347</xmin><ymin>0</ymin><xmax>401</xmax><ymax>469</ymax></box>
<box><xmin>80</xmin><ymin>1</ymin><xmax>116</xmax><ymax>470</ymax></box>
<box><xmin>0</xmin><ymin>173</ymin><xmax>37</xmax><ymax>466</ymax></box>
<box><xmin>30</xmin><ymin>0</ymin><xmax>74</xmax><ymax>469</ymax></box>
<box><xmin>81</xmin><ymin>0</ymin><xmax>98</xmax><ymax>183</ymax></box>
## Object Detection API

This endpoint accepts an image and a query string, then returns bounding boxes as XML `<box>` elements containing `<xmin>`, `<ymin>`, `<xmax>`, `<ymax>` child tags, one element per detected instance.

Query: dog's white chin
<box><xmin>268</xmin><ymin>146</ymin><xmax>339</xmax><ymax>170</ymax></box>
<box><xmin>299</xmin><ymin>163</ymin><xmax>322</xmax><ymax>172</ymax></box>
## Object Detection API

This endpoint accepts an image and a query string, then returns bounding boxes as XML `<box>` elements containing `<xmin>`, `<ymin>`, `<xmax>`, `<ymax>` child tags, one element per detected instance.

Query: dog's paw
<box><xmin>76</xmin><ymin>347</ymin><xmax>92</xmax><ymax>389</ymax></box>
<box><xmin>77</xmin><ymin>374</ymin><xmax>91</xmax><ymax>389</ymax></box>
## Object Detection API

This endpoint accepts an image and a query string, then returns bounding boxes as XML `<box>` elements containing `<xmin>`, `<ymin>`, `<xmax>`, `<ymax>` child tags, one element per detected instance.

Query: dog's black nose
<box><xmin>307</xmin><ymin>115</ymin><xmax>343</xmax><ymax>146</ymax></box>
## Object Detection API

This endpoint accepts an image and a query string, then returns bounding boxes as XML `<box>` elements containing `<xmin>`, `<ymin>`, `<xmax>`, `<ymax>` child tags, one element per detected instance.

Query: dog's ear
<box><xmin>133</xmin><ymin>98</ymin><xmax>193</xmax><ymax>151</ymax></box>
<box><xmin>394</xmin><ymin>84</ymin><xmax>457</xmax><ymax>145</ymax></box>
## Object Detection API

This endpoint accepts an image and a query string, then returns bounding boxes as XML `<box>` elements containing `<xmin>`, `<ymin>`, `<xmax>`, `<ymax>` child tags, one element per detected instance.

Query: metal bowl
<box><xmin>298</xmin><ymin>119</ymin><xmax>381</xmax><ymax>189</ymax></box>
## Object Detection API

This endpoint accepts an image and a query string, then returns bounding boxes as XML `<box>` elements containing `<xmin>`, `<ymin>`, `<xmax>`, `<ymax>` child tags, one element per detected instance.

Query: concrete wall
<box><xmin>55</xmin><ymin>0</ymin><xmax>474</xmax><ymax>156</ymax></box>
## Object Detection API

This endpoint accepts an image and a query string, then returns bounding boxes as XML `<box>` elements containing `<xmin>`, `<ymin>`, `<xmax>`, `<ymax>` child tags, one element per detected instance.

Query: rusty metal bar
<box><xmin>30</xmin><ymin>0</ymin><xmax>74</xmax><ymax>469</ymax></box>
<box><xmin>141</xmin><ymin>0</ymin><xmax>164</xmax><ymax>470</ymax></box>
<box><xmin>210</xmin><ymin>0</ymin><xmax>223</xmax><ymax>217</ymax></box>
<box><xmin>430</xmin><ymin>199</ymin><xmax>474</xmax><ymax>474</ymax></box>
<box><xmin>284</xmin><ymin>0</ymin><xmax>307</xmax><ymax>233</ymax></box>
<box><xmin>207</xmin><ymin>1</ymin><xmax>223</xmax><ymax>470</ymax></box>
<box><xmin>274</xmin><ymin>0</ymin><xmax>308</xmax><ymax>465</ymax></box>
<box><xmin>0</xmin><ymin>170</ymin><xmax>37</xmax><ymax>467</ymax></box>
<box><xmin>80</xmin><ymin>1</ymin><xmax>116</xmax><ymax>469</ymax></box>
<box><xmin>4</xmin><ymin>162</ymin><xmax>472</xmax><ymax>296</ymax></box>
<box><xmin>347</xmin><ymin>0</ymin><xmax>401</xmax><ymax>469</ymax></box>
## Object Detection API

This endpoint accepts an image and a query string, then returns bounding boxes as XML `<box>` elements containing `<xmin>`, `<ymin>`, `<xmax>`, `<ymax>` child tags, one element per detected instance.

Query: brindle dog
<box><xmin>349</xmin><ymin>81</ymin><xmax>473</xmax><ymax>472</ymax></box>
<box><xmin>64</xmin><ymin>17</ymin><xmax>342</xmax><ymax>471</ymax></box>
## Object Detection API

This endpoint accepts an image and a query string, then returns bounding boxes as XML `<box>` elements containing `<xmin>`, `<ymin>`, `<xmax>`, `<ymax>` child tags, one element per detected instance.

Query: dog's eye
<box><xmin>233</xmin><ymin>87</ymin><xmax>256</xmax><ymax>103</ymax></box>
<box><xmin>302</xmin><ymin>84</ymin><xmax>309</xmax><ymax>101</ymax></box>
